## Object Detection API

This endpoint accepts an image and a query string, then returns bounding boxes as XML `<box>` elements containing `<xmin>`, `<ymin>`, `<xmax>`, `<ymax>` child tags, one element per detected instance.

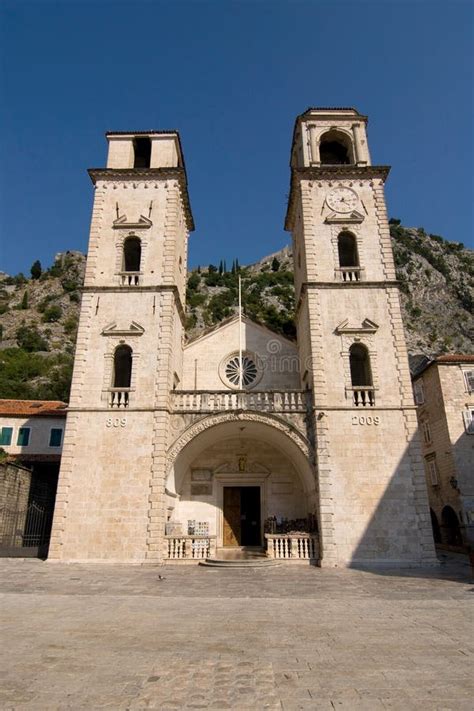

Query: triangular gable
<box><xmin>335</xmin><ymin>318</ymin><xmax>379</xmax><ymax>334</ymax></box>
<box><xmin>102</xmin><ymin>321</ymin><xmax>145</xmax><ymax>336</ymax></box>
<box><xmin>325</xmin><ymin>210</ymin><xmax>364</xmax><ymax>224</ymax></box>
<box><xmin>185</xmin><ymin>314</ymin><xmax>297</xmax><ymax>349</ymax></box>
<box><xmin>112</xmin><ymin>214</ymin><xmax>152</xmax><ymax>229</ymax></box>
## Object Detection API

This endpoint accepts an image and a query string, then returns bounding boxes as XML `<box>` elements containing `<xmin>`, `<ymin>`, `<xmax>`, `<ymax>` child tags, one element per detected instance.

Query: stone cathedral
<box><xmin>49</xmin><ymin>108</ymin><xmax>437</xmax><ymax>567</ymax></box>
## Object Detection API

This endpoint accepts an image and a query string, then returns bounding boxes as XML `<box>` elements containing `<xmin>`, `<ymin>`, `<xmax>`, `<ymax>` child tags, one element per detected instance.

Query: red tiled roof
<box><xmin>0</xmin><ymin>399</ymin><xmax>67</xmax><ymax>417</ymax></box>
<box><xmin>435</xmin><ymin>354</ymin><xmax>474</xmax><ymax>363</ymax></box>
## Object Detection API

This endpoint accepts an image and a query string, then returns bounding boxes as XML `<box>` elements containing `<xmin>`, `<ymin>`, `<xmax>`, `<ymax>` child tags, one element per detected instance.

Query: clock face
<box><xmin>326</xmin><ymin>187</ymin><xmax>358</xmax><ymax>213</ymax></box>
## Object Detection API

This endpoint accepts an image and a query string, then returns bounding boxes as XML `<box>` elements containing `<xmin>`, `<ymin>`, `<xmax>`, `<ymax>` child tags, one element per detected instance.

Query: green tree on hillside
<box><xmin>30</xmin><ymin>260</ymin><xmax>42</xmax><ymax>279</ymax></box>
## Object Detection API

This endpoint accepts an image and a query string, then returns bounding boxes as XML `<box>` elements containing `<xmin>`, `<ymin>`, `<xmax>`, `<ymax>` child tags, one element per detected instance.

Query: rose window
<box><xmin>225</xmin><ymin>354</ymin><xmax>258</xmax><ymax>388</ymax></box>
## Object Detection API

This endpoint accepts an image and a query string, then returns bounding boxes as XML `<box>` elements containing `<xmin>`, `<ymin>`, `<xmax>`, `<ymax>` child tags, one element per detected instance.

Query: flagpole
<box><xmin>238</xmin><ymin>275</ymin><xmax>243</xmax><ymax>389</ymax></box>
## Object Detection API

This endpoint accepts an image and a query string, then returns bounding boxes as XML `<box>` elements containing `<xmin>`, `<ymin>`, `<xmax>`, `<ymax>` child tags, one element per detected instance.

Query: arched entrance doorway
<box><xmin>165</xmin><ymin>414</ymin><xmax>317</xmax><ymax>559</ymax></box>
<box><xmin>441</xmin><ymin>506</ymin><xmax>462</xmax><ymax>546</ymax></box>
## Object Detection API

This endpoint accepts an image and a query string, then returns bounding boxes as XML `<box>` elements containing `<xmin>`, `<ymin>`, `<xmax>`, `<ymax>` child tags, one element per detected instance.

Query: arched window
<box><xmin>123</xmin><ymin>237</ymin><xmax>141</xmax><ymax>273</ymax></box>
<box><xmin>349</xmin><ymin>344</ymin><xmax>372</xmax><ymax>387</ymax></box>
<box><xmin>430</xmin><ymin>509</ymin><xmax>441</xmax><ymax>544</ymax></box>
<box><xmin>113</xmin><ymin>345</ymin><xmax>133</xmax><ymax>388</ymax></box>
<box><xmin>441</xmin><ymin>506</ymin><xmax>462</xmax><ymax>546</ymax></box>
<box><xmin>319</xmin><ymin>130</ymin><xmax>354</xmax><ymax>165</ymax></box>
<box><xmin>338</xmin><ymin>232</ymin><xmax>359</xmax><ymax>267</ymax></box>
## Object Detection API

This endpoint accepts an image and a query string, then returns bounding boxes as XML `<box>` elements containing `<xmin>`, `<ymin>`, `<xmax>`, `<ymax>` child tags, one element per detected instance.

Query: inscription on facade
<box><xmin>351</xmin><ymin>415</ymin><xmax>380</xmax><ymax>426</ymax></box>
<box><xmin>106</xmin><ymin>417</ymin><xmax>127</xmax><ymax>428</ymax></box>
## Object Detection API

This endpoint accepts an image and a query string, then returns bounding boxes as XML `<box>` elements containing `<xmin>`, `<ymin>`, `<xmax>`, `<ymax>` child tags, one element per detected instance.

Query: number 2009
<box><xmin>352</xmin><ymin>415</ymin><xmax>380</xmax><ymax>426</ymax></box>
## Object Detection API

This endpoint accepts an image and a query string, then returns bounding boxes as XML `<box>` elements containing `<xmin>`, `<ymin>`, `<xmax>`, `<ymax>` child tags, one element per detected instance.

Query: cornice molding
<box><xmin>295</xmin><ymin>281</ymin><xmax>401</xmax><ymax>316</ymax></box>
<box><xmin>82</xmin><ymin>283</ymin><xmax>187</xmax><ymax>325</ymax></box>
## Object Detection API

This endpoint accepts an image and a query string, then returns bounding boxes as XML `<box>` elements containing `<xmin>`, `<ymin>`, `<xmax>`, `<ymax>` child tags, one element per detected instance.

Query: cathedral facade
<box><xmin>48</xmin><ymin>108</ymin><xmax>437</xmax><ymax>567</ymax></box>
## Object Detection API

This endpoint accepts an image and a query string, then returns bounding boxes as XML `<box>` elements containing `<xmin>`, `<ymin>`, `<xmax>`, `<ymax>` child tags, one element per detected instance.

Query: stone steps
<box><xmin>199</xmin><ymin>557</ymin><xmax>280</xmax><ymax>568</ymax></box>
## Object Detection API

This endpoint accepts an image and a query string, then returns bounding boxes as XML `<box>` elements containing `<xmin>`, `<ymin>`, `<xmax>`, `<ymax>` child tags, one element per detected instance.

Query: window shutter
<box><xmin>17</xmin><ymin>428</ymin><xmax>30</xmax><ymax>446</ymax></box>
<box><xmin>49</xmin><ymin>428</ymin><xmax>63</xmax><ymax>447</ymax></box>
<box><xmin>0</xmin><ymin>427</ymin><xmax>13</xmax><ymax>446</ymax></box>
<box><xmin>413</xmin><ymin>379</ymin><xmax>424</xmax><ymax>405</ymax></box>
<box><xmin>464</xmin><ymin>371</ymin><xmax>474</xmax><ymax>393</ymax></box>
<box><xmin>429</xmin><ymin>461</ymin><xmax>438</xmax><ymax>485</ymax></box>
<box><xmin>462</xmin><ymin>409</ymin><xmax>474</xmax><ymax>434</ymax></box>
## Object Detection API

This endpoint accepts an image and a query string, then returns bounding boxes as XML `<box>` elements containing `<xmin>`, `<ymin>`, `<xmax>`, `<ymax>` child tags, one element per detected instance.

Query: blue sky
<box><xmin>1</xmin><ymin>0</ymin><xmax>473</xmax><ymax>276</ymax></box>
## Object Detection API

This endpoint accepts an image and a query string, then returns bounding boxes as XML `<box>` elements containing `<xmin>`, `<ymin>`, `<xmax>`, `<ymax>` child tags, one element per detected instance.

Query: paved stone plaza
<box><xmin>0</xmin><ymin>554</ymin><xmax>472</xmax><ymax>710</ymax></box>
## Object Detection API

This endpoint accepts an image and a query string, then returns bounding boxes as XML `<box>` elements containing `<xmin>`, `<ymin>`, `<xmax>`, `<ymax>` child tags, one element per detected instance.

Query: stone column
<box><xmin>308</xmin><ymin>124</ymin><xmax>319</xmax><ymax>165</ymax></box>
<box><xmin>352</xmin><ymin>123</ymin><xmax>366</xmax><ymax>165</ymax></box>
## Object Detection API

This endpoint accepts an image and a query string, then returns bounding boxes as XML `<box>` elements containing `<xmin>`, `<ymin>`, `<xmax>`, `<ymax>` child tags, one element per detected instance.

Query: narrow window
<box><xmin>17</xmin><ymin>427</ymin><xmax>30</xmax><ymax>446</ymax></box>
<box><xmin>133</xmin><ymin>137</ymin><xmax>151</xmax><ymax>168</ymax></box>
<box><xmin>413</xmin><ymin>379</ymin><xmax>424</xmax><ymax>405</ymax></box>
<box><xmin>422</xmin><ymin>421</ymin><xmax>432</xmax><ymax>444</ymax></box>
<box><xmin>123</xmin><ymin>237</ymin><xmax>141</xmax><ymax>272</ymax></box>
<box><xmin>338</xmin><ymin>232</ymin><xmax>359</xmax><ymax>267</ymax></box>
<box><xmin>0</xmin><ymin>427</ymin><xmax>13</xmax><ymax>445</ymax></box>
<box><xmin>113</xmin><ymin>345</ymin><xmax>133</xmax><ymax>388</ymax></box>
<box><xmin>349</xmin><ymin>344</ymin><xmax>372</xmax><ymax>387</ymax></box>
<box><xmin>425</xmin><ymin>455</ymin><xmax>438</xmax><ymax>485</ymax></box>
<box><xmin>49</xmin><ymin>428</ymin><xmax>63</xmax><ymax>447</ymax></box>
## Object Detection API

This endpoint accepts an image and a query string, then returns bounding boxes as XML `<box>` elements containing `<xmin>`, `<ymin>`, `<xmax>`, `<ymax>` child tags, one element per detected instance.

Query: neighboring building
<box><xmin>412</xmin><ymin>356</ymin><xmax>474</xmax><ymax>547</ymax></box>
<box><xmin>0</xmin><ymin>399</ymin><xmax>67</xmax><ymax>556</ymax></box>
<box><xmin>47</xmin><ymin>108</ymin><xmax>437</xmax><ymax>567</ymax></box>
<box><xmin>0</xmin><ymin>399</ymin><xmax>67</xmax><ymax>461</ymax></box>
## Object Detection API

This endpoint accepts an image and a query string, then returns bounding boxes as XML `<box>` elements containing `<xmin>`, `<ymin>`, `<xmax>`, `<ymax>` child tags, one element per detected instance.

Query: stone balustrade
<box><xmin>349</xmin><ymin>386</ymin><xmax>376</xmax><ymax>407</ymax></box>
<box><xmin>265</xmin><ymin>533</ymin><xmax>319</xmax><ymax>560</ymax></box>
<box><xmin>335</xmin><ymin>266</ymin><xmax>363</xmax><ymax>282</ymax></box>
<box><xmin>165</xmin><ymin>535</ymin><xmax>217</xmax><ymax>560</ymax></box>
<box><xmin>171</xmin><ymin>390</ymin><xmax>310</xmax><ymax>413</ymax></box>
<box><xmin>108</xmin><ymin>389</ymin><xmax>131</xmax><ymax>408</ymax></box>
<box><xmin>119</xmin><ymin>271</ymin><xmax>141</xmax><ymax>286</ymax></box>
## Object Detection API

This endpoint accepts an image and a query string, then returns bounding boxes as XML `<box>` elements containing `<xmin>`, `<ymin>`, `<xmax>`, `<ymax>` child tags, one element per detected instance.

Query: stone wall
<box><xmin>0</xmin><ymin>462</ymin><xmax>31</xmax><ymax>546</ymax></box>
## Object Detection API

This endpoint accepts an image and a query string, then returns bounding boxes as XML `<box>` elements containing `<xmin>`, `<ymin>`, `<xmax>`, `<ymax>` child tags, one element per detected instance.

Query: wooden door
<box><xmin>223</xmin><ymin>487</ymin><xmax>241</xmax><ymax>547</ymax></box>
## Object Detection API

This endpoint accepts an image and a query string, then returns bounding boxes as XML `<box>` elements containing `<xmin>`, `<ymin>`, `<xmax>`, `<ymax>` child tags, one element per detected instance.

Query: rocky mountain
<box><xmin>0</xmin><ymin>224</ymin><xmax>472</xmax><ymax>401</ymax></box>
<box><xmin>0</xmin><ymin>252</ymin><xmax>84</xmax><ymax>401</ymax></box>
<box><xmin>185</xmin><ymin>224</ymin><xmax>474</xmax><ymax>355</ymax></box>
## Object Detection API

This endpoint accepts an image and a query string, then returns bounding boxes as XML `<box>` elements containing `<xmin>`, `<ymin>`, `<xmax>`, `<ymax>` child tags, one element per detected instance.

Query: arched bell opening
<box><xmin>319</xmin><ymin>129</ymin><xmax>355</xmax><ymax>165</ymax></box>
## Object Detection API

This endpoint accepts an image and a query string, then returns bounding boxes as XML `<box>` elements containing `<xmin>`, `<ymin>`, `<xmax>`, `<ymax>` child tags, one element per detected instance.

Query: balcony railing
<box><xmin>108</xmin><ymin>388</ymin><xmax>131</xmax><ymax>408</ymax></box>
<box><xmin>348</xmin><ymin>386</ymin><xmax>376</xmax><ymax>407</ymax></box>
<box><xmin>265</xmin><ymin>534</ymin><xmax>319</xmax><ymax>560</ymax></box>
<box><xmin>119</xmin><ymin>271</ymin><xmax>141</xmax><ymax>286</ymax></box>
<box><xmin>335</xmin><ymin>267</ymin><xmax>362</xmax><ymax>282</ymax></box>
<box><xmin>171</xmin><ymin>390</ymin><xmax>310</xmax><ymax>413</ymax></box>
<box><xmin>165</xmin><ymin>535</ymin><xmax>217</xmax><ymax>560</ymax></box>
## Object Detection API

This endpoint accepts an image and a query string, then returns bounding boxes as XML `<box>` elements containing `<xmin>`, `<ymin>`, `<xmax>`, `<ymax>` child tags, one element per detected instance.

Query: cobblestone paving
<box><xmin>0</xmin><ymin>553</ymin><xmax>472</xmax><ymax>710</ymax></box>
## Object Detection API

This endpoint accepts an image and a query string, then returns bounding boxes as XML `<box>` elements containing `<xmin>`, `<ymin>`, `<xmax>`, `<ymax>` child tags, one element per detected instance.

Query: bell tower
<box><xmin>286</xmin><ymin>108</ymin><xmax>436</xmax><ymax>566</ymax></box>
<box><xmin>49</xmin><ymin>130</ymin><xmax>194</xmax><ymax>562</ymax></box>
